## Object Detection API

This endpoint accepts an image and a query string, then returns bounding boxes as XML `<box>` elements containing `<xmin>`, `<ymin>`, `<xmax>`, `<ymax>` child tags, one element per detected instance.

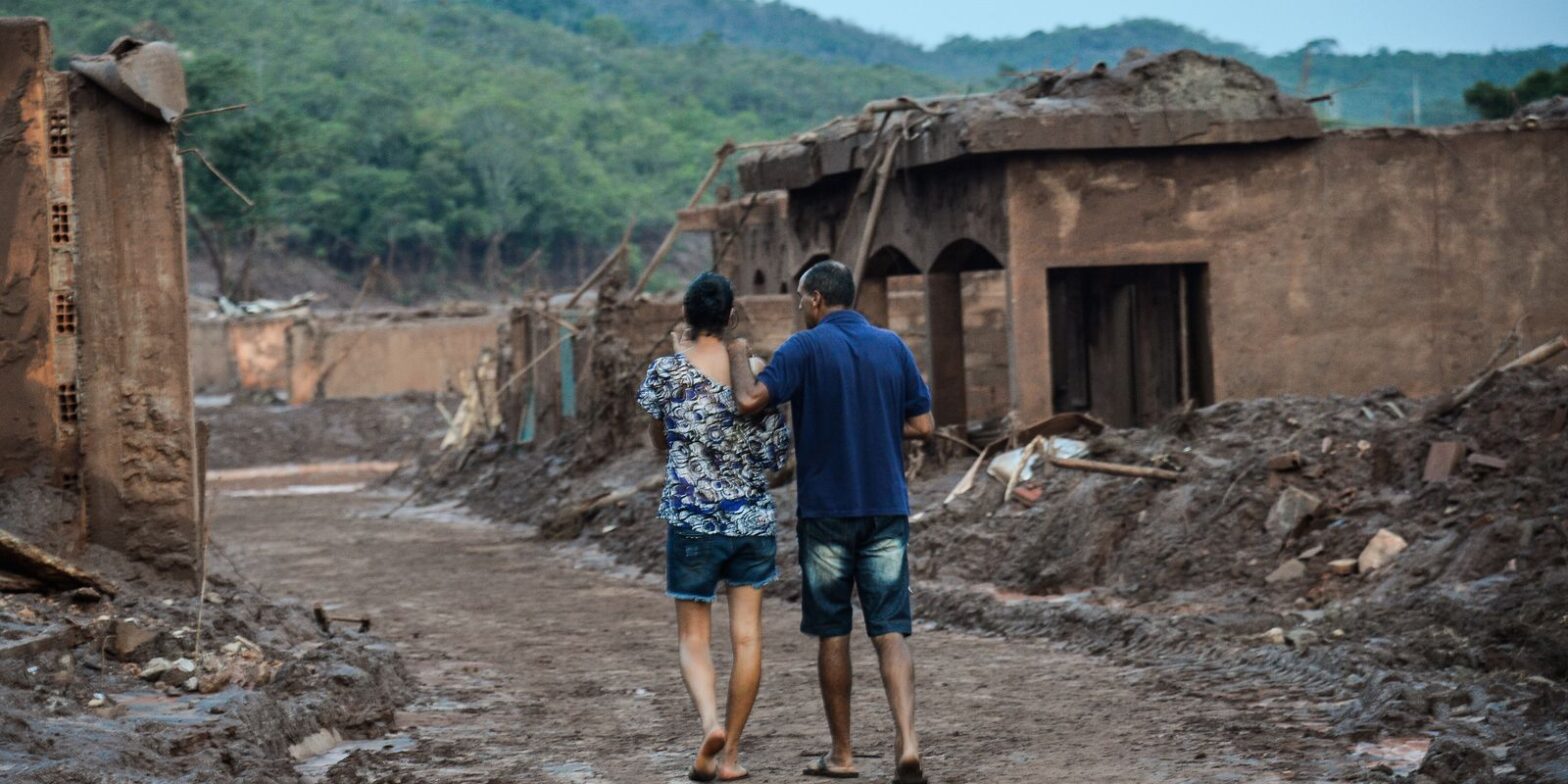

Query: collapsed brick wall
<box><xmin>0</xmin><ymin>20</ymin><xmax>63</xmax><ymax>480</ymax></box>
<box><xmin>189</xmin><ymin>313</ymin><xmax>504</xmax><ymax>402</ymax></box>
<box><xmin>0</xmin><ymin>18</ymin><xmax>200</xmax><ymax>578</ymax></box>
<box><xmin>70</xmin><ymin>69</ymin><xmax>200</xmax><ymax>574</ymax></box>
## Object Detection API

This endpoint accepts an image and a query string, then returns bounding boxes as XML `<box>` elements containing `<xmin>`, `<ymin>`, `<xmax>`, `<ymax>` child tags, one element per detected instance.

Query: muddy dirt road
<box><xmin>213</xmin><ymin>475</ymin><xmax>1324</xmax><ymax>783</ymax></box>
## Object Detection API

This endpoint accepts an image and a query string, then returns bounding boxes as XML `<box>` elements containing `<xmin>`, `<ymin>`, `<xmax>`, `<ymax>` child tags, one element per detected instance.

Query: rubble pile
<box><xmin>0</xmin><ymin>556</ymin><xmax>410</xmax><ymax>781</ymax></box>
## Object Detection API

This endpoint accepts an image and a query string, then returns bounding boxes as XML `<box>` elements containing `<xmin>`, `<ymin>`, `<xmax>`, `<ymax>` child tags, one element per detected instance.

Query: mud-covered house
<box><xmin>691</xmin><ymin>51</ymin><xmax>1568</xmax><ymax>429</ymax></box>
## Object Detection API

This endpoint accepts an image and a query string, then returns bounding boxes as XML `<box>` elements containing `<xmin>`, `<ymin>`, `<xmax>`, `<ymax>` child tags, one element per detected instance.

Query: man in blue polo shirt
<box><xmin>727</xmin><ymin>259</ymin><xmax>933</xmax><ymax>784</ymax></box>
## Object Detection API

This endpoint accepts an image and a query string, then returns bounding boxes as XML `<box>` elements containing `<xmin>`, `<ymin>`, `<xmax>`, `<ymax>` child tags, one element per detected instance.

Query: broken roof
<box><xmin>71</xmin><ymin>37</ymin><xmax>187</xmax><ymax>123</ymax></box>
<box><xmin>739</xmin><ymin>49</ymin><xmax>1322</xmax><ymax>192</ymax></box>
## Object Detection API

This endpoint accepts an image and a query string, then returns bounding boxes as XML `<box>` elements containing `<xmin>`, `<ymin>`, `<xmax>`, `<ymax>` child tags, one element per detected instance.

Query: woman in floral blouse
<box><xmin>638</xmin><ymin>272</ymin><xmax>789</xmax><ymax>782</ymax></box>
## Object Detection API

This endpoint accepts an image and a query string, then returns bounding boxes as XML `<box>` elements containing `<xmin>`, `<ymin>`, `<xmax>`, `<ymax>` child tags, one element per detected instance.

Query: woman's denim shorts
<box><xmin>666</xmin><ymin>527</ymin><xmax>778</xmax><ymax>602</ymax></box>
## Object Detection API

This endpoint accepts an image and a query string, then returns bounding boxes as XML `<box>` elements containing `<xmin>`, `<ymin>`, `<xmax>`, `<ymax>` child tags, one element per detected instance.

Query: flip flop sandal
<box><xmin>803</xmin><ymin>754</ymin><xmax>860</xmax><ymax>779</ymax></box>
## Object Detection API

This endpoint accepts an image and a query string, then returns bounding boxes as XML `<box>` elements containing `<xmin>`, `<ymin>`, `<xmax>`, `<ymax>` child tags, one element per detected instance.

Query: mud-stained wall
<box><xmin>0</xmin><ymin>20</ymin><xmax>56</xmax><ymax>476</ymax></box>
<box><xmin>70</xmin><ymin>73</ymin><xmax>201</xmax><ymax>574</ymax></box>
<box><xmin>189</xmin><ymin>316</ymin><xmax>294</xmax><ymax>394</ymax></box>
<box><xmin>286</xmin><ymin>315</ymin><xmax>505</xmax><ymax>403</ymax></box>
<box><xmin>192</xmin><ymin>313</ymin><xmax>505</xmax><ymax>402</ymax></box>
<box><xmin>1004</xmin><ymin>123</ymin><xmax>1568</xmax><ymax>419</ymax></box>
<box><xmin>187</xmin><ymin>318</ymin><xmax>230</xmax><ymax>392</ymax></box>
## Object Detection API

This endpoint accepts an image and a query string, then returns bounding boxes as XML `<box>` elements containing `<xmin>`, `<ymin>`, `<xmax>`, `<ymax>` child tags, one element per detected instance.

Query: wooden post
<box><xmin>631</xmin><ymin>140</ymin><xmax>736</xmax><ymax>296</ymax></box>
<box><xmin>850</xmin><ymin>135</ymin><xmax>902</xmax><ymax>292</ymax></box>
<box><xmin>565</xmin><ymin>216</ymin><xmax>636</xmax><ymax>309</ymax></box>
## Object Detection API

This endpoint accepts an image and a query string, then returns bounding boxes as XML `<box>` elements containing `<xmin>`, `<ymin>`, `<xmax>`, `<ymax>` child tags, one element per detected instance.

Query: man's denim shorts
<box><xmin>666</xmin><ymin>527</ymin><xmax>778</xmax><ymax>602</ymax></box>
<box><xmin>796</xmin><ymin>516</ymin><xmax>912</xmax><ymax>638</ymax></box>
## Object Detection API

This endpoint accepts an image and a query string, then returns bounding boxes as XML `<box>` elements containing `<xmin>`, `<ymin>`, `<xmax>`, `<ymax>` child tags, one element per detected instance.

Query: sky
<box><xmin>783</xmin><ymin>0</ymin><xmax>1568</xmax><ymax>54</ymax></box>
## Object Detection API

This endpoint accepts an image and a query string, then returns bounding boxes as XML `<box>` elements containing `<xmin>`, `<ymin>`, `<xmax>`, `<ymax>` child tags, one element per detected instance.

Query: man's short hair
<box><xmin>800</xmin><ymin>260</ymin><xmax>855</xmax><ymax>307</ymax></box>
<box><xmin>683</xmin><ymin>272</ymin><xmax>734</xmax><ymax>336</ymax></box>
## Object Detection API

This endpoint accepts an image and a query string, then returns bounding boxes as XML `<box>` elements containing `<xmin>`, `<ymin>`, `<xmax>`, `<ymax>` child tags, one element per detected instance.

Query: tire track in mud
<box><xmin>214</xmin><ymin>482</ymin><xmax>1339</xmax><ymax>783</ymax></box>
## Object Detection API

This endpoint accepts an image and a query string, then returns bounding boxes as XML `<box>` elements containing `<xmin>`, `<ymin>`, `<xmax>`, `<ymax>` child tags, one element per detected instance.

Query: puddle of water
<box><xmin>293</xmin><ymin>732</ymin><xmax>415</xmax><ymax>781</ymax></box>
<box><xmin>194</xmin><ymin>394</ymin><xmax>234</xmax><ymax>409</ymax></box>
<box><xmin>1353</xmin><ymin>736</ymin><xmax>1431</xmax><ymax>774</ymax></box>
<box><xmin>208</xmin><ymin>461</ymin><xmax>403</xmax><ymax>493</ymax></box>
<box><xmin>374</xmin><ymin>498</ymin><xmax>495</xmax><ymax>529</ymax></box>
<box><xmin>542</xmin><ymin>760</ymin><xmax>600</xmax><ymax>782</ymax></box>
<box><xmin>107</xmin><ymin>688</ymin><xmax>244</xmax><ymax>726</ymax></box>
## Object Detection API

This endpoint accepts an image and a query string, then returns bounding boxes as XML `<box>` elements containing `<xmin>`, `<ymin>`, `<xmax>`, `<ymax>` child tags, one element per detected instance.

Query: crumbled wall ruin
<box><xmin>1</xmin><ymin>18</ymin><xmax>200</xmax><ymax>578</ymax></box>
<box><xmin>189</xmin><ymin>311</ymin><xmax>506</xmax><ymax>402</ymax></box>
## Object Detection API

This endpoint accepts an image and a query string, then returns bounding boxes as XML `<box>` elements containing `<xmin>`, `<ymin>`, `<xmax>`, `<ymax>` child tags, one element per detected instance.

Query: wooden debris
<box><xmin>0</xmin><ymin>571</ymin><xmax>44</xmax><ymax>593</ymax></box>
<box><xmin>554</xmin><ymin>475</ymin><xmax>665</xmax><ymax>530</ymax></box>
<box><xmin>1267</xmin><ymin>451</ymin><xmax>1303</xmax><ymax>472</ymax></box>
<box><xmin>440</xmin><ymin>348</ymin><xmax>503</xmax><ymax>450</ymax></box>
<box><xmin>1045</xmin><ymin>455</ymin><xmax>1180</xmax><ymax>482</ymax></box>
<box><xmin>1423</xmin><ymin>335</ymin><xmax>1568</xmax><ymax>420</ymax></box>
<box><xmin>1466</xmin><ymin>453</ymin><xmax>1509</xmax><ymax>471</ymax></box>
<box><xmin>943</xmin><ymin>445</ymin><xmax>993</xmax><ymax>505</ymax></box>
<box><xmin>632</xmin><ymin>141</ymin><xmax>736</xmax><ymax>296</ymax></box>
<box><xmin>850</xmin><ymin>133</ymin><xmax>904</xmax><ymax>291</ymax></box>
<box><xmin>566</xmin><ymin>215</ymin><xmax>637</xmax><ymax>309</ymax></box>
<box><xmin>1000</xmin><ymin>437</ymin><xmax>1042</xmax><ymax>508</ymax></box>
<box><xmin>1422</xmin><ymin>441</ymin><xmax>1466</xmax><ymax>482</ymax></box>
<box><xmin>1328</xmin><ymin>558</ymin><xmax>1359</xmax><ymax>577</ymax></box>
<box><xmin>945</xmin><ymin>457</ymin><xmax>984</xmax><ymax>502</ymax></box>
<box><xmin>0</xmin><ymin>529</ymin><xmax>118</xmax><ymax>596</ymax></box>
<box><xmin>1015</xmin><ymin>411</ymin><xmax>1108</xmax><ymax>442</ymax></box>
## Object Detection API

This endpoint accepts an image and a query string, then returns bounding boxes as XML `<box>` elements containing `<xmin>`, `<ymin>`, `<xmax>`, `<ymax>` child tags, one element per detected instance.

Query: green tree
<box><xmin>1464</xmin><ymin>64</ymin><xmax>1568</xmax><ymax>118</ymax></box>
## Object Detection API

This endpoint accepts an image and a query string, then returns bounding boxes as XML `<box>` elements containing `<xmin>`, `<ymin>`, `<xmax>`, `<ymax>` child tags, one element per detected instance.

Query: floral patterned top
<box><xmin>637</xmin><ymin>353</ymin><xmax>790</xmax><ymax>536</ymax></box>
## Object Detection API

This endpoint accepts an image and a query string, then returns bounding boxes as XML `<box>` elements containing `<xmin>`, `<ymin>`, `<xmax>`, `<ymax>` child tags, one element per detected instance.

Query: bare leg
<box><xmin>816</xmin><ymin>634</ymin><xmax>857</xmax><ymax>773</ymax></box>
<box><xmin>872</xmin><ymin>633</ymin><xmax>921</xmax><ymax>777</ymax></box>
<box><xmin>718</xmin><ymin>586</ymin><xmax>763</xmax><ymax>780</ymax></box>
<box><xmin>677</xmin><ymin>600</ymin><xmax>726</xmax><ymax>777</ymax></box>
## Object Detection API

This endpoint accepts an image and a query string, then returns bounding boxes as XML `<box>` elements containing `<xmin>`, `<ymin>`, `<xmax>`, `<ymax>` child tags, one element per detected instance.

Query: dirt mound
<box><xmin>1518</xmin><ymin>95</ymin><xmax>1568</xmax><ymax>121</ymax></box>
<box><xmin>0</xmin><ymin>553</ymin><xmax>410</xmax><ymax>782</ymax></box>
<box><xmin>1035</xmin><ymin>48</ymin><xmax>1295</xmax><ymax>115</ymax></box>
<box><xmin>203</xmin><ymin>394</ymin><xmax>446</xmax><ymax>470</ymax></box>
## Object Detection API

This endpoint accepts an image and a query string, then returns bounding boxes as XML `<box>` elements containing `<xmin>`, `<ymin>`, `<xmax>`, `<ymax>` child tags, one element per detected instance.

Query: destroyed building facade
<box><xmin>1</xmin><ymin>18</ymin><xmax>201</xmax><ymax>577</ymax></box>
<box><xmin>696</xmin><ymin>51</ymin><xmax>1568</xmax><ymax>428</ymax></box>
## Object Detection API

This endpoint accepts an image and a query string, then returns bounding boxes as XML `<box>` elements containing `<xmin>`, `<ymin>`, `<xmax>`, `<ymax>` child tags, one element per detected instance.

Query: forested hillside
<box><xmin>572</xmin><ymin>0</ymin><xmax>1568</xmax><ymax>125</ymax></box>
<box><xmin>5</xmin><ymin>0</ymin><xmax>944</xmax><ymax>294</ymax></box>
<box><xmin>6</xmin><ymin>0</ymin><xmax>1563</xmax><ymax>297</ymax></box>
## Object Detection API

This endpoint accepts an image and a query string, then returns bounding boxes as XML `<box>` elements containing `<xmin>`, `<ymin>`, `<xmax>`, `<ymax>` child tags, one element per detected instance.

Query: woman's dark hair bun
<box><xmin>683</xmin><ymin>272</ymin><xmax>734</xmax><ymax>337</ymax></box>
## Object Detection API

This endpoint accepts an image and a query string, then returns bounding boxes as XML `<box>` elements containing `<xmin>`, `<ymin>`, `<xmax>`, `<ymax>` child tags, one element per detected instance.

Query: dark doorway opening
<box><xmin>1048</xmin><ymin>263</ymin><xmax>1213</xmax><ymax>427</ymax></box>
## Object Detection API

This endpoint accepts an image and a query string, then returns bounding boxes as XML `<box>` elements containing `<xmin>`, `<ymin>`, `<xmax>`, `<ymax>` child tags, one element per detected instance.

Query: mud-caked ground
<box><xmin>201</xmin><ymin>393</ymin><xmax>447</xmax><ymax>470</ymax></box>
<box><xmin>214</xmin><ymin>476</ymin><xmax>1347</xmax><ymax>783</ymax></box>
<box><xmin>0</xmin><ymin>548</ymin><xmax>409</xmax><ymax>783</ymax></box>
<box><xmin>438</xmin><ymin>364</ymin><xmax>1568</xmax><ymax>783</ymax></box>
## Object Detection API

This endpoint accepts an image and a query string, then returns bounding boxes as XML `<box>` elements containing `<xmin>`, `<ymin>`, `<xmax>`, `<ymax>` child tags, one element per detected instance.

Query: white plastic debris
<box><xmin>986</xmin><ymin>437</ymin><xmax>1088</xmax><ymax>483</ymax></box>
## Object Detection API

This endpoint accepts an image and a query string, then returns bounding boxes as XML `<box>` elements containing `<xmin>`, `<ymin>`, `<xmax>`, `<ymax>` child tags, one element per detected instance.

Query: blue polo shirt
<box><xmin>758</xmin><ymin>310</ymin><xmax>932</xmax><ymax>519</ymax></box>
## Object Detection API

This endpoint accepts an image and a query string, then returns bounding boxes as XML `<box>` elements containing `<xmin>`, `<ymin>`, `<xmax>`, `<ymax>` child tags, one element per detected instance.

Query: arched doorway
<box><xmin>858</xmin><ymin>245</ymin><xmax>920</xmax><ymax>327</ymax></box>
<box><xmin>926</xmin><ymin>239</ymin><xmax>1005</xmax><ymax>428</ymax></box>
